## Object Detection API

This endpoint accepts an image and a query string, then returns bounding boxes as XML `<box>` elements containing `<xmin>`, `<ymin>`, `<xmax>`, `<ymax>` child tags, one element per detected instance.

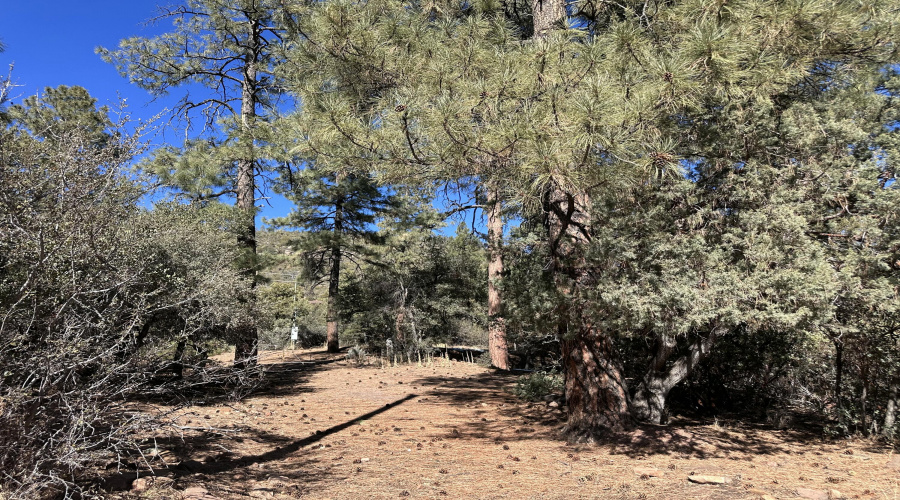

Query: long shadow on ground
<box><xmin>103</xmin><ymin>392</ymin><xmax>417</xmax><ymax>494</ymax></box>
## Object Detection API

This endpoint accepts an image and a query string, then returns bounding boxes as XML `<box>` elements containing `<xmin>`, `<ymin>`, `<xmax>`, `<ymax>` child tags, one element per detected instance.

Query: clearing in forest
<box><xmin>108</xmin><ymin>349</ymin><xmax>900</xmax><ymax>500</ymax></box>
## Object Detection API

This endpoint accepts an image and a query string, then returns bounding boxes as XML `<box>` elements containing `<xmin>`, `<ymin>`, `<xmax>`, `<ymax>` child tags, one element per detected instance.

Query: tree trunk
<box><xmin>883</xmin><ymin>374</ymin><xmax>898</xmax><ymax>438</ymax></box>
<box><xmin>544</xmin><ymin>182</ymin><xmax>630</xmax><ymax>439</ymax></box>
<box><xmin>326</xmin><ymin>194</ymin><xmax>343</xmax><ymax>353</ymax></box>
<box><xmin>561</xmin><ymin>321</ymin><xmax>631</xmax><ymax>441</ymax></box>
<box><xmin>486</xmin><ymin>184</ymin><xmax>509</xmax><ymax>370</ymax></box>
<box><xmin>834</xmin><ymin>339</ymin><xmax>844</xmax><ymax>424</ymax></box>
<box><xmin>860</xmin><ymin>360</ymin><xmax>869</xmax><ymax>436</ymax></box>
<box><xmin>233</xmin><ymin>24</ymin><xmax>260</xmax><ymax>369</ymax></box>
<box><xmin>172</xmin><ymin>339</ymin><xmax>186</xmax><ymax>379</ymax></box>
<box><xmin>531</xmin><ymin>0</ymin><xmax>563</xmax><ymax>37</ymax></box>
<box><xmin>530</xmin><ymin>0</ymin><xmax>631</xmax><ymax>439</ymax></box>
<box><xmin>630</xmin><ymin>330</ymin><xmax>720</xmax><ymax>424</ymax></box>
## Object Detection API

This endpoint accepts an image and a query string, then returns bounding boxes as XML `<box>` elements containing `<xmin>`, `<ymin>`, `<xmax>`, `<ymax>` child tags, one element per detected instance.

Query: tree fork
<box><xmin>630</xmin><ymin>330</ymin><xmax>721</xmax><ymax>425</ymax></box>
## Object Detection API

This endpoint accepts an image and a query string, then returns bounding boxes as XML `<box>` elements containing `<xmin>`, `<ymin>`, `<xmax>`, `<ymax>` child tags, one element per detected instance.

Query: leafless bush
<box><xmin>0</xmin><ymin>92</ymin><xmax>255</xmax><ymax>498</ymax></box>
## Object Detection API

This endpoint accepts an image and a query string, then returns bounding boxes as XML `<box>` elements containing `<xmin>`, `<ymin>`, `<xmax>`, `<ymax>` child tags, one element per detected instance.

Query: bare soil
<box><xmin>108</xmin><ymin>349</ymin><xmax>900</xmax><ymax>500</ymax></box>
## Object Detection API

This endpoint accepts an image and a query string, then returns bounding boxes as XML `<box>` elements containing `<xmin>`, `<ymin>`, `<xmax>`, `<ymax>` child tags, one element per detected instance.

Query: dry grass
<box><xmin>104</xmin><ymin>349</ymin><xmax>900</xmax><ymax>500</ymax></box>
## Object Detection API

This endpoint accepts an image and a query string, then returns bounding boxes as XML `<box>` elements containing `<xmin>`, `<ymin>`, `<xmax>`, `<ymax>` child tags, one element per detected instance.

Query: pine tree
<box><xmin>4</xmin><ymin>85</ymin><xmax>113</xmax><ymax>155</ymax></box>
<box><xmin>99</xmin><ymin>0</ymin><xmax>294</xmax><ymax>367</ymax></box>
<box><xmin>272</xmin><ymin>167</ymin><xmax>408</xmax><ymax>353</ymax></box>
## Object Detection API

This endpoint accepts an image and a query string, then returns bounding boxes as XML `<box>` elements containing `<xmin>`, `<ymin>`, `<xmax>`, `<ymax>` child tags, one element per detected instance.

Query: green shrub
<box><xmin>512</xmin><ymin>370</ymin><xmax>563</xmax><ymax>401</ymax></box>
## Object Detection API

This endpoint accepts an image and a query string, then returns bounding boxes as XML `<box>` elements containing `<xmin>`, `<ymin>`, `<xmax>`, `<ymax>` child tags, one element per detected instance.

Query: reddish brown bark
<box><xmin>562</xmin><ymin>324</ymin><xmax>632</xmax><ymax>441</ymax></box>
<box><xmin>486</xmin><ymin>184</ymin><xmax>509</xmax><ymax>370</ymax></box>
<box><xmin>544</xmin><ymin>183</ymin><xmax>632</xmax><ymax>439</ymax></box>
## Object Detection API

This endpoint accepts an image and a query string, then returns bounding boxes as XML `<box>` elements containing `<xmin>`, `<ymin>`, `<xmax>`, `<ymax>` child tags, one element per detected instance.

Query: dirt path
<box><xmin>114</xmin><ymin>349</ymin><xmax>900</xmax><ymax>500</ymax></box>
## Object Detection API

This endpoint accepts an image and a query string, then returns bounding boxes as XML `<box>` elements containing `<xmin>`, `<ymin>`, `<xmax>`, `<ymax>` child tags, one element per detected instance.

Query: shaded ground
<box><xmin>106</xmin><ymin>349</ymin><xmax>900</xmax><ymax>500</ymax></box>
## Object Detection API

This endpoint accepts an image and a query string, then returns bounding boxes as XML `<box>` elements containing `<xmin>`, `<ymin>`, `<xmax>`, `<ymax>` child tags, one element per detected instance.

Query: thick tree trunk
<box><xmin>486</xmin><ymin>184</ymin><xmax>509</xmax><ymax>370</ymax></box>
<box><xmin>233</xmin><ymin>51</ymin><xmax>259</xmax><ymax>369</ymax></box>
<box><xmin>544</xmin><ymin>181</ymin><xmax>630</xmax><ymax>439</ymax></box>
<box><xmin>326</xmin><ymin>196</ymin><xmax>343</xmax><ymax>353</ymax></box>
<box><xmin>562</xmin><ymin>321</ymin><xmax>632</xmax><ymax>441</ymax></box>
<box><xmin>883</xmin><ymin>374</ymin><xmax>898</xmax><ymax>438</ymax></box>
<box><xmin>630</xmin><ymin>330</ymin><xmax>720</xmax><ymax>424</ymax></box>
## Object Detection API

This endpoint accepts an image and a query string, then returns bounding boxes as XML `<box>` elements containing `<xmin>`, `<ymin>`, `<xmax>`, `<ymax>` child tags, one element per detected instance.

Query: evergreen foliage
<box><xmin>340</xmin><ymin>223</ymin><xmax>488</xmax><ymax>356</ymax></box>
<box><xmin>99</xmin><ymin>0</ymin><xmax>297</xmax><ymax>366</ymax></box>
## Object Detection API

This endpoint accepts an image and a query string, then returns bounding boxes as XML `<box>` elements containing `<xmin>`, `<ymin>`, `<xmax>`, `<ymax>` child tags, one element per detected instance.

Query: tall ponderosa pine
<box><xmin>273</xmin><ymin>168</ymin><xmax>405</xmax><ymax>352</ymax></box>
<box><xmin>99</xmin><ymin>0</ymin><xmax>293</xmax><ymax>367</ymax></box>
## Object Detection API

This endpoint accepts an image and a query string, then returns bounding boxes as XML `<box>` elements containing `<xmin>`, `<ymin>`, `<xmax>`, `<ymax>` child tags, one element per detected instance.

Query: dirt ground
<box><xmin>107</xmin><ymin>349</ymin><xmax>900</xmax><ymax>500</ymax></box>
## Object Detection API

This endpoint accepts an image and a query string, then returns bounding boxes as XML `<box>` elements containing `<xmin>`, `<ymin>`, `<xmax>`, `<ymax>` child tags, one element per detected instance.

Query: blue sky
<box><xmin>0</xmin><ymin>1</ymin><xmax>296</xmax><ymax>223</ymax></box>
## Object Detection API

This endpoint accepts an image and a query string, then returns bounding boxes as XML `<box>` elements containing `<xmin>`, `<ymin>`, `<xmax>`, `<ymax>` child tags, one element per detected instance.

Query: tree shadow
<box><xmin>101</xmin><ymin>393</ymin><xmax>418</xmax><ymax>494</ymax></box>
<box><xmin>411</xmin><ymin>370</ymin><xmax>568</xmax><ymax>443</ymax></box>
<box><xmin>410</xmin><ymin>370</ymin><xmax>853</xmax><ymax>459</ymax></box>
<box><xmin>606</xmin><ymin>419</ymin><xmax>806</xmax><ymax>459</ymax></box>
<box><xmin>129</xmin><ymin>350</ymin><xmax>347</xmax><ymax>408</ymax></box>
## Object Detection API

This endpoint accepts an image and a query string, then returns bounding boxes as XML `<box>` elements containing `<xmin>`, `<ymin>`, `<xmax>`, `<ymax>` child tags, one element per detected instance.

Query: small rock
<box><xmin>548</xmin><ymin>401</ymin><xmax>559</xmax><ymax>408</ymax></box>
<box><xmin>249</xmin><ymin>487</ymin><xmax>276</xmax><ymax>498</ymax></box>
<box><xmin>796</xmin><ymin>487</ymin><xmax>829</xmax><ymax>500</ymax></box>
<box><xmin>131</xmin><ymin>477</ymin><xmax>151</xmax><ymax>492</ymax></box>
<box><xmin>687</xmin><ymin>475</ymin><xmax>727</xmax><ymax>485</ymax></box>
<box><xmin>633</xmin><ymin>467</ymin><xmax>661</xmax><ymax>477</ymax></box>
<box><xmin>182</xmin><ymin>486</ymin><xmax>209</xmax><ymax>499</ymax></box>
<box><xmin>361</xmin><ymin>457</ymin><xmax>370</xmax><ymax>462</ymax></box>
<box><xmin>266</xmin><ymin>475</ymin><xmax>293</xmax><ymax>486</ymax></box>
<box><xmin>155</xmin><ymin>477</ymin><xmax>175</xmax><ymax>487</ymax></box>
<box><xmin>829</xmin><ymin>489</ymin><xmax>844</xmax><ymax>499</ymax></box>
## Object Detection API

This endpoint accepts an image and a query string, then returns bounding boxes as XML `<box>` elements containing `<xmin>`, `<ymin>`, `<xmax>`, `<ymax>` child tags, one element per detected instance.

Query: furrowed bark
<box><xmin>486</xmin><ymin>183</ymin><xmax>509</xmax><ymax>370</ymax></box>
<box><xmin>561</xmin><ymin>320</ymin><xmax>632</xmax><ymax>441</ymax></box>
<box><xmin>531</xmin><ymin>0</ymin><xmax>562</xmax><ymax>37</ymax></box>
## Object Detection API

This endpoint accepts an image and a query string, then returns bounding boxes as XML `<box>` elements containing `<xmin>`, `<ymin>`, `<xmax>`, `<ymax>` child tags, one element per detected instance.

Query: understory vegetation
<box><xmin>1</xmin><ymin>0</ymin><xmax>899</xmax><ymax>496</ymax></box>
